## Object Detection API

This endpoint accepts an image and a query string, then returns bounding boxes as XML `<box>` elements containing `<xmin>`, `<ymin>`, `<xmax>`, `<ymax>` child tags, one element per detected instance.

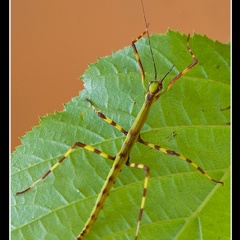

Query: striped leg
<box><xmin>16</xmin><ymin>142</ymin><xmax>115</xmax><ymax>195</ymax></box>
<box><xmin>166</xmin><ymin>34</ymin><xmax>198</xmax><ymax>91</ymax></box>
<box><xmin>86</xmin><ymin>99</ymin><xmax>223</xmax><ymax>185</ymax></box>
<box><xmin>131</xmin><ymin>26</ymin><xmax>158</xmax><ymax>86</ymax></box>
<box><xmin>138</xmin><ymin>137</ymin><xmax>223</xmax><ymax>185</ymax></box>
<box><xmin>126</xmin><ymin>159</ymin><xmax>149</xmax><ymax>240</ymax></box>
<box><xmin>131</xmin><ymin>29</ymin><xmax>148</xmax><ymax>85</ymax></box>
<box><xmin>132</xmin><ymin>31</ymin><xmax>197</xmax><ymax>90</ymax></box>
<box><xmin>85</xmin><ymin>98</ymin><xmax>128</xmax><ymax>135</ymax></box>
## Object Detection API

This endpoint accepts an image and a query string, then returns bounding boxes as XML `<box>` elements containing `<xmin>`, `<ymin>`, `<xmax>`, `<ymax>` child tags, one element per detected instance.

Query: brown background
<box><xmin>11</xmin><ymin>0</ymin><xmax>230</xmax><ymax>152</ymax></box>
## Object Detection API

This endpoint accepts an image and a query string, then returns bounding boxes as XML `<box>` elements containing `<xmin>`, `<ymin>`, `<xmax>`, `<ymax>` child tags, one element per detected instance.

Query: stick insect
<box><xmin>16</xmin><ymin>0</ymin><xmax>223</xmax><ymax>239</ymax></box>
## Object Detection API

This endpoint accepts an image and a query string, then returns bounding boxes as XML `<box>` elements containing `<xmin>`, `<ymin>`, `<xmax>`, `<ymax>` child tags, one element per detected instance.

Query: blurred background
<box><xmin>11</xmin><ymin>0</ymin><xmax>230</xmax><ymax>152</ymax></box>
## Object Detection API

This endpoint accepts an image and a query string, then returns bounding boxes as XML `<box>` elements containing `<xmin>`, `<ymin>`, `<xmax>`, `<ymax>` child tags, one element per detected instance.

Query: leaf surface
<box><xmin>11</xmin><ymin>30</ymin><xmax>230</xmax><ymax>240</ymax></box>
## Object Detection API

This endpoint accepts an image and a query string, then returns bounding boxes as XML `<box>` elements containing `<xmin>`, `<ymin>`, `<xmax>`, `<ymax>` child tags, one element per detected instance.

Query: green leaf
<box><xmin>11</xmin><ymin>30</ymin><xmax>230</xmax><ymax>240</ymax></box>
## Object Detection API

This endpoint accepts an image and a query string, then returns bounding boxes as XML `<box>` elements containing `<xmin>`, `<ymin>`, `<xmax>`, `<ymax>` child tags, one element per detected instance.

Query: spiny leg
<box><xmin>16</xmin><ymin>142</ymin><xmax>115</xmax><ymax>195</ymax></box>
<box><xmin>126</xmin><ymin>159</ymin><xmax>149</xmax><ymax>240</ymax></box>
<box><xmin>86</xmin><ymin>99</ymin><xmax>223</xmax><ymax>185</ymax></box>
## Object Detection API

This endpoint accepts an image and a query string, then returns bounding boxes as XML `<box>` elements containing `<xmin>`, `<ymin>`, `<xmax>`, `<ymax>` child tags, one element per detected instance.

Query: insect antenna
<box><xmin>140</xmin><ymin>0</ymin><xmax>157</xmax><ymax>81</ymax></box>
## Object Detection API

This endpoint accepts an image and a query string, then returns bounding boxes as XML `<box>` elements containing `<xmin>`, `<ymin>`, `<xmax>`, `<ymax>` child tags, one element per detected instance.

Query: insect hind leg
<box><xmin>16</xmin><ymin>142</ymin><xmax>115</xmax><ymax>195</ymax></box>
<box><xmin>126</xmin><ymin>158</ymin><xmax>150</xmax><ymax>240</ymax></box>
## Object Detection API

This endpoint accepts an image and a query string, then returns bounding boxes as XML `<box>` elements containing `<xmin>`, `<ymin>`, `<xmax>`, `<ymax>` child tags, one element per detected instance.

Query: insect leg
<box><xmin>16</xmin><ymin>142</ymin><xmax>115</xmax><ymax>195</ymax></box>
<box><xmin>85</xmin><ymin>98</ymin><xmax>128</xmax><ymax>135</ymax></box>
<box><xmin>166</xmin><ymin>34</ymin><xmax>198</xmax><ymax>91</ymax></box>
<box><xmin>131</xmin><ymin>29</ymin><xmax>149</xmax><ymax>86</ymax></box>
<box><xmin>138</xmin><ymin>137</ymin><xmax>223</xmax><ymax>185</ymax></box>
<box><xmin>126</xmin><ymin>158</ymin><xmax>150</xmax><ymax>240</ymax></box>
